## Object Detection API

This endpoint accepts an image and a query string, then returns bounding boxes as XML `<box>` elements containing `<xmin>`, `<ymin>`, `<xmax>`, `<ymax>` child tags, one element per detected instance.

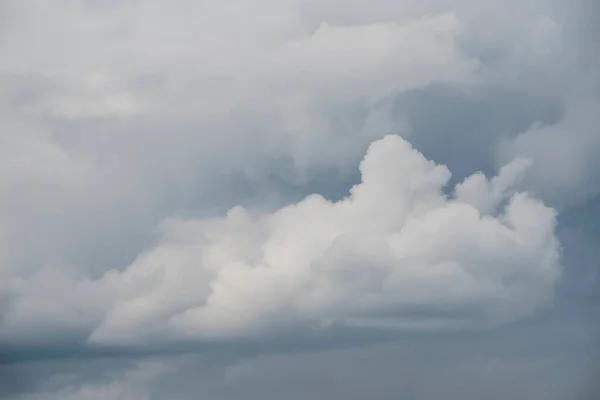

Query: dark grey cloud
<box><xmin>4</xmin><ymin>314</ymin><xmax>598</xmax><ymax>400</ymax></box>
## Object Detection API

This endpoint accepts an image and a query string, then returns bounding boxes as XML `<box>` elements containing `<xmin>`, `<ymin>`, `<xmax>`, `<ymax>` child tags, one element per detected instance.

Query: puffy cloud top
<box><xmin>1</xmin><ymin>136</ymin><xmax>561</xmax><ymax>347</ymax></box>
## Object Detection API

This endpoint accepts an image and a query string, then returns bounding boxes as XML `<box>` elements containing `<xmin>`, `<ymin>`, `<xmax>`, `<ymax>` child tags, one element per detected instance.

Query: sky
<box><xmin>0</xmin><ymin>0</ymin><xmax>599</xmax><ymax>399</ymax></box>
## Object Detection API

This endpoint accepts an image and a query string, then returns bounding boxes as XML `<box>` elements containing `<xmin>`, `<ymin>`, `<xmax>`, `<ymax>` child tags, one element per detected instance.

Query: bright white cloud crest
<box><xmin>1</xmin><ymin>135</ymin><xmax>561</xmax><ymax>347</ymax></box>
<box><xmin>94</xmin><ymin>136</ymin><xmax>560</xmax><ymax>344</ymax></box>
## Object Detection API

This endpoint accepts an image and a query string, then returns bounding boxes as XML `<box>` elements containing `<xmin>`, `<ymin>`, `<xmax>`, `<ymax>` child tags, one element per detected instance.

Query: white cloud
<box><xmin>1</xmin><ymin>135</ymin><xmax>559</xmax><ymax>346</ymax></box>
<box><xmin>0</xmin><ymin>0</ymin><xmax>477</xmax><ymax>122</ymax></box>
<box><xmin>454</xmin><ymin>157</ymin><xmax>532</xmax><ymax>215</ymax></box>
<box><xmin>94</xmin><ymin>136</ymin><xmax>559</xmax><ymax>344</ymax></box>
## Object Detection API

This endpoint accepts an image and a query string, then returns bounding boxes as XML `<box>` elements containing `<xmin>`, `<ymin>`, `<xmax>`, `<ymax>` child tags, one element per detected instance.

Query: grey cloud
<box><xmin>388</xmin><ymin>82</ymin><xmax>563</xmax><ymax>185</ymax></box>
<box><xmin>5</xmin><ymin>315</ymin><xmax>598</xmax><ymax>400</ymax></box>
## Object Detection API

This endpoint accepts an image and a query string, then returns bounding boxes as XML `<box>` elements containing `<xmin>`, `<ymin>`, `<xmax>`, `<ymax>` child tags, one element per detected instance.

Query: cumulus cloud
<box><xmin>1</xmin><ymin>136</ymin><xmax>561</xmax><ymax>347</ymax></box>
<box><xmin>93</xmin><ymin>136</ymin><xmax>560</xmax><ymax>344</ymax></box>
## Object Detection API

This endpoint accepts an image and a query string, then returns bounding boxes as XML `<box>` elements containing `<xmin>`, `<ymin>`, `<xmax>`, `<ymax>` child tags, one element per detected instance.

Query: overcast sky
<box><xmin>1</xmin><ymin>0</ymin><xmax>599</xmax><ymax>399</ymax></box>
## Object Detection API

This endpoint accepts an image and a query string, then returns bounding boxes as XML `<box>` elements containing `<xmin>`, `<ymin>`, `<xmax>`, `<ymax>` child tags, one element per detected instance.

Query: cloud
<box><xmin>1</xmin><ymin>135</ymin><xmax>560</xmax><ymax>348</ymax></box>
<box><xmin>0</xmin><ymin>0</ymin><xmax>480</xmax><ymax>293</ymax></box>
<box><xmin>1</xmin><ymin>1</ymin><xmax>477</xmax><ymax>124</ymax></box>
<box><xmin>499</xmin><ymin>80</ymin><xmax>600</xmax><ymax>201</ymax></box>
<box><xmin>1</xmin><ymin>0</ymin><xmax>599</xmax><ymax>398</ymax></box>
<box><xmin>8</xmin><ymin>316</ymin><xmax>596</xmax><ymax>400</ymax></box>
<box><xmin>491</xmin><ymin>0</ymin><xmax>600</xmax><ymax>209</ymax></box>
<box><xmin>93</xmin><ymin>136</ymin><xmax>560</xmax><ymax>344</ymax></box>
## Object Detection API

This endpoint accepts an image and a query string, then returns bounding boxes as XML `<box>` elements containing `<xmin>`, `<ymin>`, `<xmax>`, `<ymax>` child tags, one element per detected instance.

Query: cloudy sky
<box><xmin>1</xmin><ymin>0</ymin><xmax>599</xmax><ymax>399</ymax></box>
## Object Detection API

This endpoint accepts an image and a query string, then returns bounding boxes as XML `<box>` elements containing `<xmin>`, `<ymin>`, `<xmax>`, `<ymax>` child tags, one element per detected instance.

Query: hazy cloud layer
<box><xmin>6</xmin><ymin>317</ymin><xmax>599</xmax><ymax>400</ymax></box>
